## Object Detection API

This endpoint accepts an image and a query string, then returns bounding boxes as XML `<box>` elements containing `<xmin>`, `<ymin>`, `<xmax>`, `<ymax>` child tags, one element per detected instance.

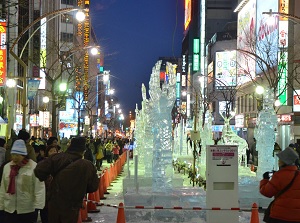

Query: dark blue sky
<box><xmin>90</xmin><ymin>1</ymin><xmax>184</xmax><ymax>116</ymax></box>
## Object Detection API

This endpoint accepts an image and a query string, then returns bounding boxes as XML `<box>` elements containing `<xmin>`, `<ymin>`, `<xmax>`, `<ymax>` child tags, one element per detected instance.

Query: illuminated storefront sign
<box><xmin>39</xmin><ymin>111</ymin><xmax>50</xmax><ymax>128</ymax></box>
<box><xmin>293</xmin><ymin>90</ymin><xmax>300</xmax><ymax>112</ymax></box>
<box><xmin>181</xmin><ymin>74</ymin><xmax>186</xmax><ymax>87</ymax></box>
<box><xmin>277</xmin><ymin>114</ymin><xmax>291</xmax><ymax>123</ymax></box>
<box><xmin>176</xmin><ymin>73</ymin><xmax>180</xmax><ymax>99</ymax></box>
<box><xmin>193</xmin><ymin>38</ymin><xmax>200</xmax><ymax>71</ymax></box>
<box><xmin>182</xmin><ymin>54</ymin><xmax>187</xmax><ymax>73</ymax></box>
<box><xmin>207</xmin><ymin>61</ymin><xmax>214</xmax><ymax>84</ymax></box>
<box><xmin>215</xmin><ymin>51</ymin><xmax>236</xmax><ymax>89</ymax></box>
<box><xmin>184</xmin><ymin>0</ymin><xmax>191</xmax><ymax>30</ymax></box>
<box><xmin>277</xmin><ymin>0</ymin><xmax>288</xmax><ymax>105</ymax></box>
<box><xmin>0</xmin><ymin>22</ymin><xmax>6</xmax><ymax>87</ymax></box>
<box><xmin>30</xmin><ymin>114</ymin><xmax>39</xmax><ymax>126</ymax></box>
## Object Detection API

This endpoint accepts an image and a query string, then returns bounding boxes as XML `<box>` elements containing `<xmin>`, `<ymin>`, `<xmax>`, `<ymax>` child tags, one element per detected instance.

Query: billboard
<box><xmin>0</xmin><ymin>22</ymin><xmax>6</xmax><ymax>87</ymax></box>
<box><xmin>237</xmin><ymin>0</ymin><xmax>256</xmax><ymax>85</ymax></box>
<box><xmin>256</xmin><ymin>0</ymin><xmax>278</xmax><ymax>74</ymax></box>
<box><xmin>215</xmin><ymin>51</ymin><xmax>237</xmax><ymax>89</ymax></box>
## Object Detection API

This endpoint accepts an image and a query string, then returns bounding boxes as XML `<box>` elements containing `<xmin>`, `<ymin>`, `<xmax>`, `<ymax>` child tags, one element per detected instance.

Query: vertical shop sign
<box><xmin>0</xmin><ymin>22</ymin><xmax>7</xmax><ymax>86</ymax></box>
<box><xmin>277</xmin><ymin>0</ymin><xmax>289</xmax><ymax>105</ymax></box>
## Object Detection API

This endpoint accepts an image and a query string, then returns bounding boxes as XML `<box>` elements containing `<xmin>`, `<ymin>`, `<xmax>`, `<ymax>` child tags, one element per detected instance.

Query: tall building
<box><xmin>3</xmin><ymin>0</ymin><xmax>100</xmax><ymax>138</ymax></box>
<box><xmin>180</xmin><ymin>0</ymin><xmax>237</xmax><ymax>129</ymax></box>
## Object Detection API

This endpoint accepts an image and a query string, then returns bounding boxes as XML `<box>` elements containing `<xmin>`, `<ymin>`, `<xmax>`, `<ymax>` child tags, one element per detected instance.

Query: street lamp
<box><xmin>256</xmin><ymin>85</ymin><xmax>264</xmax><ymax>111</ymax></box>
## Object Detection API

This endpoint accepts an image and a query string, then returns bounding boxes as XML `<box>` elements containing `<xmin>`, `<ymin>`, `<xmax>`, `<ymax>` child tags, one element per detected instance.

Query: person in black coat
<box><xmin>34</xmin><ymin>137</ymin><xmax>99</xmax><ymax>223</ymax></box>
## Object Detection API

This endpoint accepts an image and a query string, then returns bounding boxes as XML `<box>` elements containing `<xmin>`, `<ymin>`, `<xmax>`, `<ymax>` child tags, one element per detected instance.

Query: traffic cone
<box><xmin>94</xmin><ymin>187</ymin><xmax>101</xmax><ymax>204</ymax></box>
<box><xmin>87</xmin><ymin>193</ymin><xmax>100</xmax><ymax>213</ymax></box>
<box><xmin>99</xmin><ymin>173</ymin><xmax>106</xmax><ymax>199</ymax></box>
<box><xmin>104</xmin><ymin>170</ymin><xmax>110</xmax><ymax>194</ymax></box>
<box><xmin>80</xmin><ymin>200</ymin><xmax>92</xmax><ymax>222</ymax></box>
<box><xmin>116</xmin><ymin>202</ymin><xmax>126</xmax><ymax>223</ymax></box>
<box><xmin>77</xmin><ymin>210</ymin><xmax>82</xmax><ymax>223</ymax></box>
<box><xmin>250</xmin><ymin>203</ymin><xmax>259</xmax><ymax>223</ymax></box>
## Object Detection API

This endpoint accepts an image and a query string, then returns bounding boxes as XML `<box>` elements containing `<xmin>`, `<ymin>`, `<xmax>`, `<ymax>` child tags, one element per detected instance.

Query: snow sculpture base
<box><xmin>124</xmin><ymin>187</ymin><xmax>206</xmax><ymax>222</ymax></box>
<box><xmin>238</xmin><ymin>175</ymin><xmax>272</xmax><ymax>208</ymax></box>
<box><xmin>122</xmin><ymin>177</ymin><xmax>184</xmax><ymax>196</ymax></box>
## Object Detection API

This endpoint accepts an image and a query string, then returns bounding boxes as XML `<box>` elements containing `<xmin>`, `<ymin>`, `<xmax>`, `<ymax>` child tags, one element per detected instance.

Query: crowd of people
<box><xmin>0</xmin><ymin>129</ymin><xmax>131</xmax><ymax>223</ymax></box>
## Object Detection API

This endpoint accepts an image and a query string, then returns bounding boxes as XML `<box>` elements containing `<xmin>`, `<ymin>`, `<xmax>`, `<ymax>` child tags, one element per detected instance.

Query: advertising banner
<box><xmin>215</xmin><ymin>51</ymin><xmax>236</xmax><ymax>89</ymax></box>
<box><xmin>0</xmin><ymin>22</ymin><xmax>6</xmax><ymax>87</ymax></box>
<box><xmin>27</xmin><ymin>79</ymin><xmax>41</xmax><ymax>100</ymax></box>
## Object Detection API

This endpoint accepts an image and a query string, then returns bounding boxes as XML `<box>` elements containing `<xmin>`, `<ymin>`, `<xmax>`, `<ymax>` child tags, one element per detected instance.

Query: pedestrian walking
<box><xmin>260</xmin><ymin>146</ymin><xmax>300</xmax><ymax>223</ymax></box>
<box><xmin>34</xmin><ymin>137</ymin><xmax>99</xmax><ymax>223</ymax></box>
<box><xmin>0</xmin><ymin>139</ymin><xmax>45</xmax><ymax>223</ymax></box>
<box><xmin>105</xmin><ymin>140</ymin><xmax>113</xmax><ymax>163</ymax></box>
<box><xmin>112</xmin><ymin>142</ymin><xmax>120</xmax><ymax>162</ymax></box>
<box><xmin>95</xmin><ymin>141</ymin><xmax>104</xmax><ymax>171</ymax></box>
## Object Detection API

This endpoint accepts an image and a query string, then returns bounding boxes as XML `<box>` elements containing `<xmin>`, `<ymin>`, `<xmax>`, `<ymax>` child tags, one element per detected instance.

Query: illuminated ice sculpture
<box><xmin>254</xmin><ymin>88</ymin><xmax>278</xmax><ymax>179</ymax></box>
<box><xmin>150</xmin><ymin>61</ymin><xmax>177</xmax><ymax>192</ymax></box>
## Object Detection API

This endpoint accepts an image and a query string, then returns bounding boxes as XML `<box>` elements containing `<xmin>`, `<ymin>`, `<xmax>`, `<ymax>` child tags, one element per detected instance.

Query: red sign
<box><xmin>294</xmin><ymin>95</ymin><xmax>300</xmax><ymax>105</ymax></box>
<box><xmin>0</xmin><ymin>22</ymin><xmax>6</xmax><ymax>87</ymax></box>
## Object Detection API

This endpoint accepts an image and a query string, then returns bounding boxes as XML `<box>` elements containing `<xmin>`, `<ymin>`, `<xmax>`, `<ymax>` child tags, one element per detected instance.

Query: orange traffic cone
<box><xmin>104</xmin><ymin>170</ymin><xmax>110</xmax><ymax>194</ymax></box>
<box><xmin>116</xmin><ymin>202</ymin><xmax>126</xmax><ymax>223</ymax></box>
<box><xmin>77</xmin><ymin>210</ymin><xmax>82</xmax><ymax>223</ymax></box>
<box><xmin>87</xmin><ymin>192</ymin><xmax>100</xmax><ymax>213</ymax></box>
<box><xmin>99</xmin><ymin>173</ymin><xmax>106</xmax><ymax>199</ymax></box>
<box><xmin>80</xmin><ymin>200</ymin><xmax>92</xmax><ymax>222</ymax></box>
<box><xmin>250</xmin><ymin>203</ymin><xmax>259</xmax><ymax>223</ymax></box>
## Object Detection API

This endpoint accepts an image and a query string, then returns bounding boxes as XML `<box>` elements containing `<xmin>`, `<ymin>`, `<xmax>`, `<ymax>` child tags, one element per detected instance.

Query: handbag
<box><xmin>263</xmin><ymin>170</ymin><xmax>299</xmax><ymax>222</ymax></box>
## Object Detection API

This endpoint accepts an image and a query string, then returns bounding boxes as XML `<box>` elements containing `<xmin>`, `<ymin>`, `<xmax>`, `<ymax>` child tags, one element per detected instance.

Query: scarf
<box><xmin>7</xmin><ymin>158</ymin><xmax>29</xmax><ymax>195</ymax></box>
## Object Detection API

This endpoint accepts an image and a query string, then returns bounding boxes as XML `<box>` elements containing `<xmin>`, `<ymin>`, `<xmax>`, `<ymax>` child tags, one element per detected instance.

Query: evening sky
<box><xmin>90</xmin><ymin>0</ymin><xmax>184</xmax><ymax>116</ymax></box>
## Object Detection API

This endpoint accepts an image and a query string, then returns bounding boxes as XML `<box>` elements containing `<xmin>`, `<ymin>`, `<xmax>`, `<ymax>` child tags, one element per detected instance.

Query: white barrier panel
<box><xmin>206</xmin><ymin>145</ymin><xmax>239</xmax><ymax>223</ymax></box>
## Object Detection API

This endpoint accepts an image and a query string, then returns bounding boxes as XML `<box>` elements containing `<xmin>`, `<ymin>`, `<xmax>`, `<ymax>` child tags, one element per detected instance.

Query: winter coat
<box><xmin>0</xmin><ymin>159</ymin><xmax>45</xmax><ymax>214</ymax></box>
<box><xmin>260</xmin><ymin>165</ymin><xmax>300</xmax><ymax>222</ymax></box>
<box><xmin>96</xmin><ymin>144</ymin><xmax>104</xmax><ymax>160</ymax></box>
<box><xmin>34</xmin><ymin>151</ymin><xmax>99</xmax><ymax>210</ymax></box>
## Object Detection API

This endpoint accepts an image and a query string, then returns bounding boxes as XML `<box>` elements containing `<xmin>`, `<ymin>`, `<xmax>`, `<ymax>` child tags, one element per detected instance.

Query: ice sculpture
<box><xmin>254</xmin><ymin>88</ymin><xmax>278</xmax><ymax>179</ymax></box>
<box><xmin>218</xmin><ymin>113</ymin><xmax>248</xmax><ymax>168</ymax></box>
<box><xmin>199</xmin><ymin>109</ymin><xmax>214</xmax><ymax>168</ymax></box>
<box><xmin>151</xmin><ymin>61</ymin><xmax>177</xmax><ymax>192</ymax></box>
<box><xmin>134</xmin><ymin>104</ymin><xmax>143</xmax><ymax>164</ymax></box>
<box><xmin>141</xmin><ymin>84</ymin><xmax>153</xmax><ymax>176</ymax></box>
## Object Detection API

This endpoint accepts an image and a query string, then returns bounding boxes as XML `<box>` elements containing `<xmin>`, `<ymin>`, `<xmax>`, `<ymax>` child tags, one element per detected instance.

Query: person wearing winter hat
<box><xmin>0</xmin><ymin>139</ymin><xmax>45</xmax><ymax>223</ymax></box>
<box><xmin>260</xmin><ymin>147</ymin><xmax>300</xmax><ymax>223</ymax></box>
<box><xmin>34</xmin><ymin>137</ymin><xmax>98</xmax><ymax>223</ymax></box>
<box><xmin>5</xmin><ymin>129</ymin><xmax>36</xmax><ymax>162</ymax></box>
